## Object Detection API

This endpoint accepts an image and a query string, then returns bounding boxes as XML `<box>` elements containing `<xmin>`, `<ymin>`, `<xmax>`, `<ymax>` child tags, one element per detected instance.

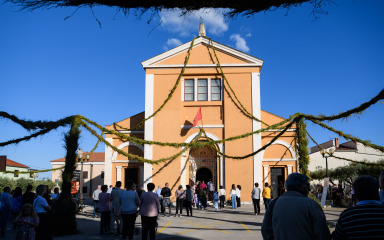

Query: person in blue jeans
<box><xmin>93</xmin><ymin>185</ymin><xmax>102</xmax><ymax>218</ymax></box>
<box><xmin>230</xmin><ymin>184</ymin><xmax>237</xmax><ymax>209</ymax></box>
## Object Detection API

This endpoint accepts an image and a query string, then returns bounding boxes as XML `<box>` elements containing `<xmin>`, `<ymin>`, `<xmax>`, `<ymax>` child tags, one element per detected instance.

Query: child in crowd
<box><xmin>213</xmin><ymin>190</ymin><xmax>219</xmax><ymax>211</ymax></box>
<box><xmin>193</xmin><ymin>193</ymin><xmax>198</xmax><ymax>208</ymax></box>
<box><xmin>14</xmin><ymin>204</ymin><xmax>39</xmax><ymax>240</ymax></box>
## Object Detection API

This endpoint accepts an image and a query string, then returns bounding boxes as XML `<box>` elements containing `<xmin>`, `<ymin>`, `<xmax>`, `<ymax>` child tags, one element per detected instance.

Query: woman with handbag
<box><xmin>175</xmin><ymin>185</ymin><xmax>185</xmax><ymax>217</ymax></box>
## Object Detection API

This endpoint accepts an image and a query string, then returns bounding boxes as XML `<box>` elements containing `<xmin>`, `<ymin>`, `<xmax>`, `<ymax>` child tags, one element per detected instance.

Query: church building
<box><xmin>104</xmin><ymin>23</ymin><xmax>298</xmax><ymax>202</ymax></box>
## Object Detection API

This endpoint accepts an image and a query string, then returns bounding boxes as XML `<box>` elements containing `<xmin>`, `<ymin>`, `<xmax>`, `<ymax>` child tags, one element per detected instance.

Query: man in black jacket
<box><xmin>161</xmin><ymin>183</ymin><xmax>172</xmax><ymax>217</ymax></box>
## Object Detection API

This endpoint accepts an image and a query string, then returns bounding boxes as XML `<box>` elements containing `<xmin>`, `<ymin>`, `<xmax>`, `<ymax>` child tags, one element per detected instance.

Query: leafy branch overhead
<box><xmin>7</xmin><ymin>0</ymin><xmax>332</xmax><ymax>17</ymax></box>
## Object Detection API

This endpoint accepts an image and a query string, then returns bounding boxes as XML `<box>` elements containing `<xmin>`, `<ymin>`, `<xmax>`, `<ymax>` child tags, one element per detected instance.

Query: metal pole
<box><xmin>325</xmin><ymin>156</ymin><xmax>329</xmax><ymax>178</ymax></box>
<box><xmin>80</xmin><ymin>160</ymin><xmax>84</xmax><ymax>205</ymax></box>
<box><xmin>89</xmin><ymin>163</ymin><xmax>93</xmax><ymax>197</ymax></box>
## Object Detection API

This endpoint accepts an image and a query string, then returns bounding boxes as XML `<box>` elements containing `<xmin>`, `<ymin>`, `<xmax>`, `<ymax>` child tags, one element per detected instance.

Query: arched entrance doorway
<box><xmin>196</xmin><ymin>167</ymin><xmax>212</xmax><ymax>184</ymax></box>
<box><xmin>189</xmin><ymin>141</ymin><xmax>218</xmax><ymax>188</ymax></box>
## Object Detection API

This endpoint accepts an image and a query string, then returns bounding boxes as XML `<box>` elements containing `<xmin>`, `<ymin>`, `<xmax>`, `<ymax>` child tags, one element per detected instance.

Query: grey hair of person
<box><xmin>285</xmin><ymin>173</ymin><xmax>309</xmax><ymax>191</ymax></box>
<box><xmin>36</xmin><ymin>185</ymin><xmax>47</xmax><ymax>196</ymax></box>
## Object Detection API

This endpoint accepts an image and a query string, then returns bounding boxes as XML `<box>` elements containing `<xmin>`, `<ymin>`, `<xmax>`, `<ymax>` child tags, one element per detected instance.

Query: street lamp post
<box><xmin>77</xmin><ymin>149</ymin><xmax>90</xmax><ymax>206</ymax></box>
<box><xmin>320</xmin><ymin>148</ymin><xmax>334</xmax><ymax>206</ymax></box>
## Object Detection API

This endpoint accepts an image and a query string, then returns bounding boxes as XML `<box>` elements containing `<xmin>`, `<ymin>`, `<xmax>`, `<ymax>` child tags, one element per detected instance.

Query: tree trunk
<box><xmin>51</xmin><ymin>117</ymin><xmax>80</xmax><ymax>236</ymax></box>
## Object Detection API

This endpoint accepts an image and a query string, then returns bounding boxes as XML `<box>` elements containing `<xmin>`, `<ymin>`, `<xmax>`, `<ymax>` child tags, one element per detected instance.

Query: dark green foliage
<box><xmin>6</xmin><ymin>0</ymin><xmax>329</xmax><ymax>18</ymax></box>
<box><xmin>0</xmin><ymin>177</ymin><xmax>57</xmax><ymax>192</ymax></box>
<box><xmin>296</xmin><ymin>117</ymin><xmax>310</xmax><ymax>176</ymax></box>
<box><xmin>310</xmin><ymin>159</ymin><xmax>384</xmax><ymax>184</ymax></box>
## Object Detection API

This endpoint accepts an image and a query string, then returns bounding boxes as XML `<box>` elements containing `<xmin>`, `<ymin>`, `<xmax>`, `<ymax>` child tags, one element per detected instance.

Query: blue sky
<box><xmin>1</xmin><ymin>0</ymin><xmax>383</xmax><ymax>179</ymax></box>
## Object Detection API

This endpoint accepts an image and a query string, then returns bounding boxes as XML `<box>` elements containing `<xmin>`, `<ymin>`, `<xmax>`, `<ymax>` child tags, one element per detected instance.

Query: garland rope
<box><xmin>0</xmin><ymin>34</ymin><xmax>383</xmax><ymax>170</ymax></box>
<box><xmin>208</xmin><ymin>38</ymin><xmax>270</xmax><ymax>127</ymax></box>
<box><xmin>0</xmin><ymin>166</ymin><xmax>65</xmax><ymax>174</ymax></box>
<box><xmin>203</xmin><ymin>118</ymin><xmax>297</xmax><ymax>159</ymax></box>
<box><xmin>112</xmin><ymin>37</ymin><xmax>197</xmax><ymax>131</ymax></box>
<box><xmin>296</xmin><ymin>116</ymin><xmax>310</xmax><ymax>175</ymax></box>
<box><xmin>80</xmin><ymin>114</ymin><xmax>292</xmax><ymax>148</ymax></box>
<box><xmin>306</xmin><ymin>127</ymin><xmax>384</xmax><ymax>167</ymax></box>
<box><xmin>308</xmin><ymin>118</ymin><xmax>384</xmax><ymax>153</ymax></box>
<box><xmin>302</xmin><ymin>88</ymin><xmax>384</xmax><ymax>122</ymax></box>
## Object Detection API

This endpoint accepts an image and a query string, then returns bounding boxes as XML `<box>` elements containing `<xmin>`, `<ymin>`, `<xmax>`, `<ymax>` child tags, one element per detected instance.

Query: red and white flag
<box><xmin>193</xmin><ymin>107</ymin><xmax>202</xmax><ymax>127</ymax></box>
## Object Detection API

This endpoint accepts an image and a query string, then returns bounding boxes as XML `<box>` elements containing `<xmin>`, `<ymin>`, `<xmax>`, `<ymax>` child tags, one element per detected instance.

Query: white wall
<box><xmin>309</xmin><ymin>143</ymin><xmax>384</xmax><ymax>171</ymax></box>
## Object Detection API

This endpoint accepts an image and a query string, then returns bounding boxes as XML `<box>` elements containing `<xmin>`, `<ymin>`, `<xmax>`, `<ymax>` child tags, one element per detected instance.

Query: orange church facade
<box><xmin>104</xmin><ymin>28</ymin><xmax>297</xmax><ymax>202</ymax></box>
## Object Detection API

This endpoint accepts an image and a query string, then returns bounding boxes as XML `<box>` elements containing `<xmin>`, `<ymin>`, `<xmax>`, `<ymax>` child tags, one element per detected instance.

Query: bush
<box><xmin>0</xmin><ymin>177</ymin><xmax>60</xmax><ymax>193</ymax></box>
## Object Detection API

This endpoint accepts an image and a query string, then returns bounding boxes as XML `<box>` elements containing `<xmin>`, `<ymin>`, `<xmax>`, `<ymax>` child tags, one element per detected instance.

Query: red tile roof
<box><xmin>50</xmin><ymin>152</ymin><xmax>105</xmax><ymax>162</ymax></box>
<box><xmin>6</xmin><ymin>159</ymin><xmax>29</xmax><ymax>168</ymax></box>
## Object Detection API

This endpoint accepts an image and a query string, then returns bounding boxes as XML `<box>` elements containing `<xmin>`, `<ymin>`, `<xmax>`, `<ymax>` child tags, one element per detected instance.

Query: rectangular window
<box><xmin>184</xmin><ymin>79</ymin><xmax>194</xmax><ymax>101</ymax></box>
<box><xmin>211</xmin><ymin>79</ymin><xmax>222</xmax><ymax>101</ymax></box>
<box><xmin>101</xmin><ymin>171</ymin><xmax>104</xmax><ymax>179</ymax></box>
<box><xmin>83</xmin><ymin>171</ymin><xmax>88</xmax><ymax>179</ymax></box>
<box><xmin>197</xmin><ymin>79</ymin><xmax>208</xmax><ymax>101</ymax></box>
<box><xmin>83</xmin><ymin>186</ymin><xmax>88</xmax><ymax>194</ymax></box>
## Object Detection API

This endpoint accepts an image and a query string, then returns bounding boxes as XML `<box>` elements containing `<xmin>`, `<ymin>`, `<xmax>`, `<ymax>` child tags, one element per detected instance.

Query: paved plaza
<box><xmin>5</xmin><ymin>201</ymin><xmax>344</xmax><ymax>240</ymax></box>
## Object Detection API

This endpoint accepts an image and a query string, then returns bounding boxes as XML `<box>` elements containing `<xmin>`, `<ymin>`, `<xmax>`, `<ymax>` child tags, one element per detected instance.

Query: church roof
<box><xmin>141</xmin><ymin>36</ymin><xmax>264</xmax><ymax>69</ymax></box>
<box><xmin>6</xmin><ymin>159</ymin><xmax>29</xmax><ymax>168</ymax></box>
<box><xmin>50</xmin><ymin>152</ymin><xmax>105</xmax><ymax>163</ymax></box>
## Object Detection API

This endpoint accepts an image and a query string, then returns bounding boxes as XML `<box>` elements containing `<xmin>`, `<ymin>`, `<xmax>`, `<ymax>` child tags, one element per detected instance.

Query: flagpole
<box><xmin>200</xmin><ymin>106</ymin><xmax>204</xmax><ymax>129</ymax></box>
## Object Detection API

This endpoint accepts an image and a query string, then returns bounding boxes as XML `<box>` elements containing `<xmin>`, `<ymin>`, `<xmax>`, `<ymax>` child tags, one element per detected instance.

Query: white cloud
<box><xmin>162</xmin><ymin>38</ymin><xmax>183</xmax><ymax>51</ymax></box>
<box><xmin>230</xmin><ymin>34</ymin><xmax>250</xmax><ymax>52</ymax></box>
<box><xmin>159</xmin><ymin>8</ymin><xmax>229</xmax><ymax>37</ymax></box>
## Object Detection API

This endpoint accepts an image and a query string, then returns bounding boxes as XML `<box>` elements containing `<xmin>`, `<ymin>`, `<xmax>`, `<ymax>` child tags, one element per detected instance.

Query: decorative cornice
<box><xmin>141</xmin><ymin>37</ymin><xmax>264</xmax><ymax>68</ymax></box>
<box><xmin>181</xmin><ymin>124</ymin><xmax>224</xmax><ymax>129</ymax></box>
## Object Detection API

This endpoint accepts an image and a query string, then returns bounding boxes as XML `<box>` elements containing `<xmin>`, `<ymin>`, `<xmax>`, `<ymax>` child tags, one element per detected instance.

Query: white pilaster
<box><xmin>180</xmin><ymin>157</ymin><xmax>187</xmax><ymax>187</ymax></box>
<box><xmin>287</xmin><ymin>165</ymin><xmax>293</xmax><ymax>175</ymax></box>
<box><xmin>104</xmin><ymin>138</ymin><xmax>113</xmax><ymax>186</ymax></box>
<box><xmin>144</xmin><ymin>74</ymin><xmax>154</xmax><ymax>189</ymax></box>
<box><xmin>116</xmin><ymin>166</ymin><xmax>122</xmax><ymax>181</ymax></box>
<box><xmin>263</xmin><ymin>165</ymin><xmax>269</xmax><ymax>183</ymax></box>
<box><xmin>220</xmin><ymin>156</ymin><xmax>224</xmax><ymax>186</ymax></box>
<box><xmin>252</xmin><ymin>72</ymin><xmax>263</xmax><ymax>187</ymax></box>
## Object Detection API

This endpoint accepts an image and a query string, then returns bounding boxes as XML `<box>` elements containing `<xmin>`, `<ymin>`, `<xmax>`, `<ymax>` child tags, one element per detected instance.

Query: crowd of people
<box><xmin>261</xmin><ymin>172</ymin><xmax>384</xmax><ymax>240</ymax></box>
<box><xmin>0</xmin><ymin>184</ymin><xmax>58</xmax><ymax>239</ymax></box>
<box><xmin>89</xmin><ymin>179</ymin><xmax>247</xmax><ymax>239</ymax></box>
<box><xmin>2</xmin><ymin>171</ymin><xmax>384</xmax><ymax>240</ymax></box>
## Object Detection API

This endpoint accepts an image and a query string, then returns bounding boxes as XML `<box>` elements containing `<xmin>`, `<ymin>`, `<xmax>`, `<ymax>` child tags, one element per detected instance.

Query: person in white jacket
<box><xmin>251</xmin><ymin>183</ymin><xmax>261</xmax><ymax>215</ymax></box>
<box><xmin>218</xmin><ymin>186</ymin><xmax>226</xmax><ymax>209</ymax></box>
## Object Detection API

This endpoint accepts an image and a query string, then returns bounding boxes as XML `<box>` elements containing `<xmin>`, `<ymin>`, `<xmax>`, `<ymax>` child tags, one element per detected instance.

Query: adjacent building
<box><xmin>50</xmin><ymin>152</ymin><xmax>105</xmax><ymax>196</ymax></box>
<box><xmin>0</xmin><ymin>155</ymin><xmax>34</xmax><ymax>179</ymax></box>
<box><xmin>309</xmin><ymin>138</ymin><xmax>384</xmax><ymax>171</ymax></box>
<box><xmin>104</xmin><ymin>24</ymin><xmax>298</xmax><ymax>202</ymax></box>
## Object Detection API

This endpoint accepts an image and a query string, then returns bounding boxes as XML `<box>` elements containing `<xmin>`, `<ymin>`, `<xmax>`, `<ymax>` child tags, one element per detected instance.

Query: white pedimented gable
<box><xmin>141</xmin><ymin>36</ymin><xmax>264</xmax><ymax>69</ymax></box>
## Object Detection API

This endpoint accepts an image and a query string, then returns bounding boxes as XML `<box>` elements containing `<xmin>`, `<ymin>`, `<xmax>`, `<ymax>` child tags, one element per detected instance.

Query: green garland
<box><xmin>303</xmin><ymin>88</ymin><xmax>384</xmax><ymax>122</ymax></box>
<box><xmin>207</xmin><ymin>38</ymin><xmax>270</xmax><ymax>127</ymax></box>
<box><xmin>0</xmin><ymin>36</ymin><xmax>383</xmax><ymax>169</ymax></box>
<box><xmin>296</xmin><ymin>117</ymin><xmax>310</xmax><ymax>176</ymax></box>
<box><xmin>308</xmin><ymin>118</ymin><xmax>384</xmax><ymax>153</ymax></box>
<box><xmin>113</xmin><ymin>37</ymin><xmax>197</xmax><ymax>131</ymax></box>
<box><xmin>204</xmin><ymin>119</ymin><xmax>296</xmax><ymax>159</ymax></box>
<box><xmin>306</xmin><ymin>127</ymin><xmax>384</xmax><ymax>167</ymax></box>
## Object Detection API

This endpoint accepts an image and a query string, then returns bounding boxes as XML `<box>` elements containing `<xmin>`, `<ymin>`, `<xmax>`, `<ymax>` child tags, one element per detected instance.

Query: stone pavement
<box><xmin>4</xmin><ymin>202</ymin><xmax>344</xmax><ymax>240</ymax></box>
